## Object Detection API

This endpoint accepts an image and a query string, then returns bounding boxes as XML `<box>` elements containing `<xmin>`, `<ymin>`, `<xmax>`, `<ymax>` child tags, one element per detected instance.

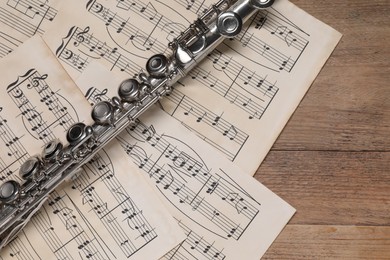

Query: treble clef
<box><xmin>74</xmin><ymin>26</ymin><xmax>91</xmax><ymax>47</ymax></box>
<box><xmin>30</xmin><ymin>74</ymin><xmax>49</xmax><ymax>88</ymax></box>
<box><xmin>94</xmin><ymin>88</ymin><xmax>108</xmax><ymax>102</ymax></box>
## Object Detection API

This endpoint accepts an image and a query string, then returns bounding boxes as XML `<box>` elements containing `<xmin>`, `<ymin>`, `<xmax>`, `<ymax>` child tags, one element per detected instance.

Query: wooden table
<box><xmin>256</xmin><ymin>1</ymin><xmax>390</xmax><ymax>258</ymax></box>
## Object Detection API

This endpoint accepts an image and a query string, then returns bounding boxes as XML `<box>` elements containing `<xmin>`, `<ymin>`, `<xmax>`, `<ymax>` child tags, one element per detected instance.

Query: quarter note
<box><xmin>262</xmin><ymin>44</ymin><xmax>270</xmax><ymax>54</ymax></box>
<box><xmin>184</xmin><ymin>107</ymin><xmax>193</xmax><ymax>116</ymax></box>
<box><xmin>173</xmin><ymin>184</ymin><xmax>185</xmax><ymax>195</ymax></box>
<box><xmin>242</xmin><ymin>98</ymin><xmax>252</xmax><ymax>107</ymax></box>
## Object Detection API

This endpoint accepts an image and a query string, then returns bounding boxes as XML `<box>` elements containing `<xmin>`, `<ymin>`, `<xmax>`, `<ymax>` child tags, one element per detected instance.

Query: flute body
<box><xmin>0</xmin><ymin>0</ymin><xmax>275</xmax><ymax>249</ymax></box>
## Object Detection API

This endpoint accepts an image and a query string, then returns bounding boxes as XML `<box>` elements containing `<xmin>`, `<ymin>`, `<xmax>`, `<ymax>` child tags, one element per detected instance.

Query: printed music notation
<box><xmin>0</xmin><ymin>0</ymin><xmax>61</xmax><ymax>58</ymax></box>
<box><xmin>75</xmin><ymin>151</ymin><xmax>159</xmax><ymax>258</ymax></box>
<box><xmin>85</xmin><ymin>85</ymin><xmax>249</xmax><ymax>161</ymax></box>
<box><xmin>0</xmin><ymin>37</ymin><xmax>185</xmax><ymax>260</ymax></box>
<box><xmin>162</xmin><ymin>219</ymin><xmax>227</xmax><ymax>259</ymax></box>
<box><xmin>0</xmin><ymin>36</ymin><xmax>92</xmax><ymax>186</ymax></box>
<box><xmin>27</xmin><ymin>190</ymin><xmax>109</xmax><ymax>260</ymax></box>
<box><xmin>76</xmin><ymin>64</ymin><xmax>295</xmax><ymax>260</ymax></box>
<box><xmin>43</xmin><ymin>0</ymin><xmax>341</xmax><ymax>175</ymax></box>
<box><xmin>0</xmin><ymin>114</ymin><xmax>29</xmax><ymax>183</ymax></box>
<box><xmin>116</xmin><ymin>122</ymin><xmax>259</xmax><ymax>241</ymax></box>
<box><xmin>1</xmin><ymin>190</ymin><xmax>108</xmax><ymax>260</ymax></box>
<box><xmin>7</xmin><ymin>68</ymin><xmax>78</xmax><ymax>142</ymax></box>
<box><xmin>0</xmin><ymin>32</ymin><xmax>20</xmax><ymax>57</ymax></box>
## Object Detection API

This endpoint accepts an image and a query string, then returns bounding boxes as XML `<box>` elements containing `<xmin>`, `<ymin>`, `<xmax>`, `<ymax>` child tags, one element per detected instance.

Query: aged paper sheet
<box><xmin>0</xmin><ymin>0</ymin><xmax>62</xmax><ymax>58</ymax></box>
<box><xmin>43</xmin><ymin>0</ymin><xmax>342</xmax><ymax>175</ymax></box>
<box><xmin>0</xmin><ymin>37</ymin><xmax>185</xmax><ymax>260</ymax></box>
<box><xmin>76</xmin><ymin>62</ymin><xmax>296</xmax><ymax>260</ymax></box>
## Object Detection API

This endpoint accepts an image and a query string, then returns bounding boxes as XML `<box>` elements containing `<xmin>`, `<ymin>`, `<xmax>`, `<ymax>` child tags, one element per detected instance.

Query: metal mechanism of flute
<box><xmin>0</xmin><ymin>0</ymin><xmax>275</xmax><ymax>249</ymax></box>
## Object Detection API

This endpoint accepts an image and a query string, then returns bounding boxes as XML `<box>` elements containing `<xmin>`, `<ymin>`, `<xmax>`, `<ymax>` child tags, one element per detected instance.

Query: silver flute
<box><xmin>0</xmin><ymin>0</ymin><xmax>275</xmax><ymax>249</ymax></box>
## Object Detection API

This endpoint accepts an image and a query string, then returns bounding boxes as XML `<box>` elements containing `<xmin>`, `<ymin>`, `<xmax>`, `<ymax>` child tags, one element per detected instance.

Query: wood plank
<box><xmin>263</xmin><ymin>225</ymin><xmax>390</xmax><ymax>259</ymax></box>
<box><xmin>255</xmin><ymin>151</ymin><xmax>390</xmax><ymax>225</ymax></box>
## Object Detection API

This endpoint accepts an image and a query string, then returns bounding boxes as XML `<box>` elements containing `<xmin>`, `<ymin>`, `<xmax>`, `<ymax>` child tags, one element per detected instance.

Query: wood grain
<box><xmin>255</xmin><ymin>0</ymin><xmax>390</xmax><ymax>258</ymax></box>
<box><xmin>258</xmin><ymin>151</ymin><xmax>390</xmax><ymax>226</ymax></box>
<box><xmin>264</xmin><ymin>225</ymin><xmax>390</xmax><ymax>259</ymax></box>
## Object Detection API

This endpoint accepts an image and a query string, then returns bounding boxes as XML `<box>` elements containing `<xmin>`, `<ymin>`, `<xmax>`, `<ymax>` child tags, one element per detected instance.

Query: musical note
<box><xmin>173</xmin><ymin>184</ymin><xmax>186</xmax><ymax>195</ymax></box>
<box><xmin>119</xmin><ymin>63</ymin><xmax>130</xmax><ymax>72</ymax></box>
<box><xmin>184</xmin><ymin>107</ymin><xmax>193</xmax><ymax>116</ymax></box>
<box><xmin>103</xmin><ymin>10</ymin><xmax>116</xmax><ymax>27</ymax></box>
<box><xmin>211</xmin><ymin>210</ymin><xmax>220</xmax><ymax>221</ymax></box>
<box><xmin>249</xmin><ymin>111</ymin><xmax>259</xmax><ymax>120</ymax></box>
<box><xmin>221</xmin><ymin>192</ymin><xmax>250</xmax><ymax>216</ymax></box>
<box><xmin>179</xmin><ymin>195</ymin><xmax>189</xmax><ymax>204</ymax></box>
<box><xmin>196</xmin><ymin>112</ymin><xmax>207</xmax><ymax>123</ymax></box>
<box><xmin>9</xmin><ymin>250</ymin><xmax>20</xmax><ymax>257</ymax></box>
<box><xmin>223</xmin><ymin>125</ymin><xmax>238</xmax><ymax>140</ymax></box>
<box><xmin>212</xmin><ymin>113</ymin><xmax>222</xmax><ymax>126</ymax></box>
<box><xmin>255</xmin><ymin>15</ymin><xmax>267</xmax><ymax>30</ymax></box>
<box><xmin>242</xmin><ymin>98</ymin><xmax>252</xmax><ymax>107</ymax></box>
<box><xmin>185</xmin><ymin>0</ymin><xmax>195</xmax><ymax>11</ymax></box>
<box><xmin>206</xmin><ymin>180</ymin><xmax>220</xmax><ymax>195</ymax></box>
<box><xmin>65</xmin><ymin>218</ymin><xmax>78</xmax><ymax>230</ymax></box>
<box><xmin>190</xmin><ymin>237</ymin><xmax>203</xmax><ymax>250</ymax></box>
<box><xmin>117</xmin><ymin>19</ymin><xmax>128</xmax><ymax>34</ymax></box>
<box><xmin>140</xmin><ymin>3</ymin><xmax>159</xmax><ymax>21</ymax></box>
<box><xmin>164</xmin><ymin>171</ymin><xmax>175</xmax><ymax>189</ymax></box>
<box><xmin>142</xmin><ymin>125</ymin><xmax>156</xmax><ymax>142</ymax></box>
<box><xmin>48</xmin><ymin>195</ymin><xmax>63</xmax><ymax>206</ymax></box>
<box><xmin>262</xmin><ymin>44</ymin><xmax>270</xmax><ymax>54</ymax></box>
<box><xmin>271</xmin><ymin>26</ymin><xmax>288</xmax><ymax>37</ymax></box>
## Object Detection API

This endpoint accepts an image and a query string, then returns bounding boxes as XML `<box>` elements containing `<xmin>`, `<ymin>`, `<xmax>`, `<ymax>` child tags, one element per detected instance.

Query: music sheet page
<box><xmin>75</xmin><ymin>62</ymin><xmax>296</xmax><ymax>260</ymax></box>
<box><xmin>42</xmin><ymin>0</ymin><xmax>342</xmax><ymax>175</ymax></box>
<box><xmin>0</xmin><ymin>0</ymin><xmax>62</xmax><ymax>58</ymax></box>
<box><xmin>0</xmin><ymin>36</ymin><xmax>185</xmax><ymax>260</ymax></box>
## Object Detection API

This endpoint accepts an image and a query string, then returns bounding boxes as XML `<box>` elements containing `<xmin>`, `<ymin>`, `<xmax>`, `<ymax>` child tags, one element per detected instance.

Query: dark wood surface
<box><xmin>255</xmin><ymin>1</ymin><xmax>390</xmax><ymax>258</ymax></box>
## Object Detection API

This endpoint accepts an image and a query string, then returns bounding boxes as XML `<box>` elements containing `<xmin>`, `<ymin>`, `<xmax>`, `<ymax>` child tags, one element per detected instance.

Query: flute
<box><xmin>0</xmin><ymin>0</ymin><xmax>275</xmax><ymax>249</ymax></box>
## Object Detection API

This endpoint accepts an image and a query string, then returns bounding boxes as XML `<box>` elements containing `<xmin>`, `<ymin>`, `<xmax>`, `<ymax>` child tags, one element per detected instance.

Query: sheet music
<box><xmin>0</xmin><ymin>36</ymin><xmax>185</xmax><ymax>260</ymax></box>
<box><xmin>0</xmin><ymin>0</ymin><xmax>62</xmax><ymax>58</ymax></box>
<box><xmin>76</xmin><ymin>63</ymin><xmax>295</xmax><ymax>259</ymax></box>
<box><xmin>42</xmin><ymin>0</ymin><xmax>341</xmax><ymax>175</ymax></box>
